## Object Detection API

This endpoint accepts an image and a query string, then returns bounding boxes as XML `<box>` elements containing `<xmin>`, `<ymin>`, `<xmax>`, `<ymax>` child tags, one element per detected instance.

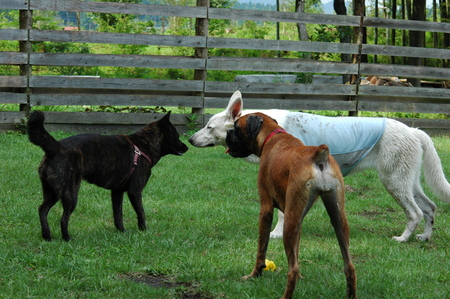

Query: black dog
<box><xmin>28</xmin><ymin>111</ymin><xmax>188</xmax><ymax>241</ymax></box>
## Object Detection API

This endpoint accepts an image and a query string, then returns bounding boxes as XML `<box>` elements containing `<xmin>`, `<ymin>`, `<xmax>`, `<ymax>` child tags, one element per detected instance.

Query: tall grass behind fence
<box><xmin>0</xmin><ymin>0</ymin><xmax>449</xmax><ymax>134</ymax></box>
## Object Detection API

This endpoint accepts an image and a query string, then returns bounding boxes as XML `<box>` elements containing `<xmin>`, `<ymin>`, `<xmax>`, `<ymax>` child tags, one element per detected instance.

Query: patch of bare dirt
<box><xmin>120</xmin><ymin>272</ymin><xmax>214</xmax><ymax>299</ymax></box>
<box><xmin>357</xmin><ymin>208</ymin><xmax>396</xmax><ymax>220</ymax></box>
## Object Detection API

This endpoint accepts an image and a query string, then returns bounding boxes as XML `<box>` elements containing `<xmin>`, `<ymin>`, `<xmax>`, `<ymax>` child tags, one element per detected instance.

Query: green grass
<box><xmin>0</xmin><ymin>132</ymin><xmax>449</xmax><ymax>298</ymax></box>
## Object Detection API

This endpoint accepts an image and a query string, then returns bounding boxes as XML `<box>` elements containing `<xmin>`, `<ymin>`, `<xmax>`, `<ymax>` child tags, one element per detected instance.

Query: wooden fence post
<box><xmin>349</xmin><ymin>14</ymin><xmax>364</xmax><ymax>116</ymax></box>
<box><xmin>192</xmin><ymin>0</ymin><xmax>209</xmax><ymax>121</ymax></box>
<box><xmin>19</xmin><ymin>4</ymin><xmax>32</xmax><ymax>115</ymax></box>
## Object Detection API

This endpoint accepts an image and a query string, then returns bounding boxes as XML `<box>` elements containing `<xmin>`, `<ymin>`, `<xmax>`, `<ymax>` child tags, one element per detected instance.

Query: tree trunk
<box><xmin>440</xmin><ymin>0</ymin><xmax>449</xmax><ymax>67</ymax></box>
<box><xmin>19</xmin><ymin>9</ymin><xmax>32</xmax><ymax>114</ymax></box>
<box><xmin>333</xmin><ymin>0</ymin><xmax>351</xmax><ymax>83</ymax></box>
<box><xmin>391</xmin><ymin>0</ymin><xmax>397</xmax><ymax>64</ymax></box>
<box><xmin>295</xmin><ymin>2</ymin><xmax>309</xmax><ymax>41</ymax></box>
<box><xmin>192</xmin><ymin>0</ymin><xmax>210</xmax><ymax>115</ymax></box>
<box><xmin>408</xmin><ymin>0</ymin><xmax>426</xmax><ymax>87</ymax></box>
<box><xmin>353</xmin><ymin>0</ymin><xmax>367</xmax><ymax>63</ymax></box>
<box><xmin>295</xmin><ymin>0</ymin><xmax>311</xmax><ymax>60</ymax></box>
<box><xmin>402</xmin><ymin>0</ymin><xmax>407</xmax><ymax>64</ymax></box>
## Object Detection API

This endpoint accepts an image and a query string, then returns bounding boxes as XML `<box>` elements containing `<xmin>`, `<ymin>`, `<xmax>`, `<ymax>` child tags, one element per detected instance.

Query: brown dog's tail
<box><xmin>28</xmin><ymin>111</ymin><xmax>62</xmax><ymax>158</ymax></box>
<box><xmin>314</xmin><ymin>144</ymin><xmax>329</xmax><ymax>171</ymax></box>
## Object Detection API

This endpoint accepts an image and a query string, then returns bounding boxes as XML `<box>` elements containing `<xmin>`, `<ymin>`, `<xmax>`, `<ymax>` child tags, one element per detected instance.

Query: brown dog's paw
<box><xmin>242</xmin><ymin>269</ymin><xmax>262</xmax><ymax>280</ymax></box>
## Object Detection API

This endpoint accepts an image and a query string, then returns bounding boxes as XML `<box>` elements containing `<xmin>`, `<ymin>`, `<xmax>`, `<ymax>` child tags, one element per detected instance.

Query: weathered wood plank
<box><xmin>206</xmin><ymin>57</ymin><xmax>358</xmax><ymax>74</ymax></box>
<box><xmin>0</xmin><ymin>111</ymin><xmax>26</xmax><ymax>123</ymax></box>
<box><xmin>0</xmin><ymin>76</ymin><xmax>27</xmax><ymax>88</ymax></box>
<box><xmin>29</xmin><ymin>76</ymin><xmax>204</xmax><ymax>92</ymax></box>
<box><xmin>362</xmin><ymin>44</ymin><xmax>450</xmax><ymax>59</ymax></box>
<box><xmin>40</xmin><ymin>111</ymin><xmax>189</xmax><ymax>126</ymax></box>
<box><xmin>359</xmin><ymin>101</ymin><xmax>450</xmax><ymax>114</ymax></box>
<box><xmin>0</xmin><ymin>0</ymin><xmax>28</xmax><ymax>10</ymax></box>
<box><xmin>32</xmin><ymin>0</ymin><xmax>206</xmax><ymax>18</ymax></box>
<box><xmin>1</xmin><ymin>29</ymin><xmax>28</xmax><ymax>41</ymax></box>
<box><xmin>209</xmin><ymin>8</ymin><xmax>360</xmax><ymax>26</ymax></box>
<box><xmin>0</xmin><ymin>92</ymin><xmax>27</xmax><ymax>104</ymax></box>
<box><xmin>208</xmin><ymin>37</ymin><xmax>359</xmax><ymax>54</ymax></box>
<box><xmin>31</xmin><ymin>94</ymin><xmax>203</xmax><ymax>108</ymax></box>
<box><xmin>30</xmin><ymin>53</ymin><xmax>205</xmax><ymax>69</ymax></box>
<box><xmin>41</xmin><ymin>123</ymin><xmax>189</xmax><ymax>135</ymax></box>
<box><xmin>204</xmin><ymin>96</ymin><xmax>355</xmax><ymax>111</ymax></box>
<box><xmin>364</xmin><ymin>17</ymin><xmax>450</xmax><ymax>33</ymax></box>
<box><xmin>40</xmin><ymin>123</ymin><xmax>186</xmax><ymax>135</ymax></box>
<box><xmin>358</xmin><ymin>85</ymin><xmax>450</xmax><ymax>100</ymax></box>
<box><xmin>30</xmin><ymin>29</ymin><xmax>450</xmax><ymax>61</ymax></box>
<box><xmin>205</xmin><ymin>81</ymin><xmax>356</xmax><ymax>95</ymax></box>
<box><xmin>360</xmin><ymin>63</ymin><xmax>450</xmax><ymax>80</ymax></box>
<box><xmin>395</xmin><ymin>118</ymin><xmax>450</xmax><ymax>128</ymax></box>
<box><xmin>393</xmin><ymin>118</ymin><xmax>450</xmax><ymax>136</ymax></box>
<box><xmin>30</xmin><ymin>30</ymin><xmax>206</xmax><ymax>47</ymax></box>
<box><xmin>0</xmin><ymin>52</ymin><xmax>28</xmax><ymax>65</ymax></box>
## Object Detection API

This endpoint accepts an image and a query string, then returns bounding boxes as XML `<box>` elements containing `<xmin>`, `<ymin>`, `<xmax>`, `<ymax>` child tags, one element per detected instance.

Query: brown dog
<box><xmin>28</xmin><ymin>111</ymin><xmax>188</xmax><ymax>241</ymax></box>
<box><xmin>226</xmin><ymin>113</ymin><xmax>356</xmax><ymax>299</ymax></box>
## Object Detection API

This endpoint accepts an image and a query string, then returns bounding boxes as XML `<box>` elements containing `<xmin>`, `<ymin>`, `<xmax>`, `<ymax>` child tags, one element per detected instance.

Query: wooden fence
<box><xmin>1</xmin><ymin>0</ymin><xmax>450</xmax><ymax>135</ymax></box>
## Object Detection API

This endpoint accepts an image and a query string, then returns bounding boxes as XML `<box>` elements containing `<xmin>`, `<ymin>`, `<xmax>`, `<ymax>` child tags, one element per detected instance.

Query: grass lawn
<box><xmin>0</xmin><ymin>131</ymin><xmax>449</xmax><ymax>298</ymax></box>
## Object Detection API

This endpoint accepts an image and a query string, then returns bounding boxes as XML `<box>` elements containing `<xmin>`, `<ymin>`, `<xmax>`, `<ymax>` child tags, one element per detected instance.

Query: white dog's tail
<box><xmin>418</xmin><ymin>130</ymin><xmax>450</xmax><ymax>203</ymax></box>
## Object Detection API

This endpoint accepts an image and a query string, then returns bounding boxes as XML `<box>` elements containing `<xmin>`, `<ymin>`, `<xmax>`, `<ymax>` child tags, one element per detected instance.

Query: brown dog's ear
<box><xmin>247</xmin><ymin>114</ymin><xmax>263</xmax><ymax>140</ymax></box>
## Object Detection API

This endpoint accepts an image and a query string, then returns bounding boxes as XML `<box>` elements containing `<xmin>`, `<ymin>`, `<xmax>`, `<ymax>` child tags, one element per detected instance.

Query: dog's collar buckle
<box><xmin>130</xmin><ymin>144</ymin><xmax>152</xmax><ymax>176</ymax></box>
<box><xmin>262</xmin><ymin>128</ymin><xmax>287</xmax><ymax>149</ymax></box>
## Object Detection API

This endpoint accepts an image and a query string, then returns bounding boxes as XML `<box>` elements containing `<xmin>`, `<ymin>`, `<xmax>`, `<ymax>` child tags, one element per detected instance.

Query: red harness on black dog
<box><xmin>129</xmin><ymin>144</ymin><xmax>152</xmax><ymax>176</ymax></box>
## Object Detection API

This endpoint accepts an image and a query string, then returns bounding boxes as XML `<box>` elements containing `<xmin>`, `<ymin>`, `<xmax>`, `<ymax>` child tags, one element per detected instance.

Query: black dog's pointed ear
<box><xmin>160</xmin><ymin>111</ymin><xmax>171</xmax><ymax>123</ymax></box>
<box><xmin>247</xmin><ymin>114</ymin><xmax>263</xmax><ymax>140</ymax></box>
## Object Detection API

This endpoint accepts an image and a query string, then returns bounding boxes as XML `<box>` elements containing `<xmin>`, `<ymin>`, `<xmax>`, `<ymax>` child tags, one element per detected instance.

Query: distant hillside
<box><xmin>323</xmin><ymin>1</ymin><xmax>334</xmax><ymax>14</ymax></box>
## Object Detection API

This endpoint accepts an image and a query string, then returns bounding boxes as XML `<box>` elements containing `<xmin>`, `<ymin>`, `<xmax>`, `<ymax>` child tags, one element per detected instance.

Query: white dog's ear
<box><xmin>226</xmin><ymin>90</ymin><xmax>243</xmax><ymax>120</ymax></box>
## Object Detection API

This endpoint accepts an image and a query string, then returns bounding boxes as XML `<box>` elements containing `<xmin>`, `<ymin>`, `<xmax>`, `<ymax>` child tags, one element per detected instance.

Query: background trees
<box><xmin>1</xmin><ymin>0</ymin><xmax>448</xmax><ymax>80</ymax></box>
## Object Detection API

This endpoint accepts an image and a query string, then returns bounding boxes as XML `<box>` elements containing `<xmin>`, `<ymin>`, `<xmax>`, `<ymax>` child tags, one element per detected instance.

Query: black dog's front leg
<box><xmin>127</xmin><ymin>190</ymin><xmax>147</xmax><ymax>231</ymax></box>
<box><xmin>111</xmin><ymin>190</ymin><xmax>126</xmax><ymax>232</ymax></box>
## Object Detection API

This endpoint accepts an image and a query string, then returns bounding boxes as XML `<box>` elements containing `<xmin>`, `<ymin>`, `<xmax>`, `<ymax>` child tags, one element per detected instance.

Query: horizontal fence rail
<box><xmin>0</xmin><ymin>0</ymin><xmax>449</xmax><ymax>135</ymax></box>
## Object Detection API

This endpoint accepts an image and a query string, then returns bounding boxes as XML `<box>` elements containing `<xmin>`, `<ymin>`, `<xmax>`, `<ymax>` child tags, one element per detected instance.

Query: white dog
<box><xmin>189</xmin><ymin>90</ymin><xmax>450</xmax><ymax>242</ymax></box>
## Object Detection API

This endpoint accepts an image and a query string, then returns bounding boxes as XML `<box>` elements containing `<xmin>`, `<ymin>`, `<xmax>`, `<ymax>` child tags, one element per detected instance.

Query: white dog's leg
<box><xmin>413</xmin><ymin>185</ymin><xmax>436</xmax><ymax>241</ymax></box>
<box><xmin>392</xmin><ymin>204</ymin><xmax>423</xmax><ymax>243</ymax></box>
<box><xmin>379</xmin><ymin>176</ymin><xmax>424</xmax><ymax>242</ymax></box>
<box><xmin>270</xmin><ymin>210</ymin><xmax>284</xmax><ymax>238</ymax></box>
<box><xmin>374</xmin><ymin>120</ymin><xmax>433</xmax><ymax>242</ymax></box>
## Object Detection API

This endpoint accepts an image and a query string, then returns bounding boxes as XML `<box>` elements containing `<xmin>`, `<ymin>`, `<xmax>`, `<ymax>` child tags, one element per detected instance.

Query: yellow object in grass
<box><xmin>263</xmin><ymin>259</ymin><xmax>276</xmax><ymax>271</ymax></box>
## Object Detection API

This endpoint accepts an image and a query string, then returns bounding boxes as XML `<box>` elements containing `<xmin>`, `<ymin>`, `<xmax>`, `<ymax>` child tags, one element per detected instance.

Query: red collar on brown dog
<box><xmin>262</xmin><ymin>128</ymin><xmax>287</xmax><ymax>150</ymax></box>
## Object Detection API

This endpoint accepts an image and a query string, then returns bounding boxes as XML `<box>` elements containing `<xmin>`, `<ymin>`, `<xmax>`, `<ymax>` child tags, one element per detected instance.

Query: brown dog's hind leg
<box><xmin>281</xmin><ymin>192</ymin><xmax>308</xmax><ymax>299</ymax></box>
<box><xmin>111</xmin><ymin>190</ymin><xmax>126</xmax><ymax>232</ymax></box>
<box><xmin>244</xmin><ymin>200</ymin><xmax>274</xmax><ymax>279</ymax></box>
<box><xmin>321</xmin><ymin>190</ymin><xmax>357</xmax><ymax>299</ymax></box>
<box><xmin>282</xmin><ymin>220</ymin><xmax>301</xmax><ymax>299</ymax></box>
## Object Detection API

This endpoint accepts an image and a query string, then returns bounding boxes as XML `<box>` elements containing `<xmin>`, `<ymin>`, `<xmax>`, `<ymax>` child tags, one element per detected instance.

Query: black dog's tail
<box><xmin>28</xmin><ymin>111</ymin><xmax>62</xmax><ymax>158</ymax></box>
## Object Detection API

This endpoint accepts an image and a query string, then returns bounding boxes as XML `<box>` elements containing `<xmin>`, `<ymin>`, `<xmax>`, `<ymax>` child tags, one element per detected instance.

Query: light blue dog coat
<box><xmin>282</xmin><ymin>113</ymin><xmax>387</xmax><ymax>176</ymax></box>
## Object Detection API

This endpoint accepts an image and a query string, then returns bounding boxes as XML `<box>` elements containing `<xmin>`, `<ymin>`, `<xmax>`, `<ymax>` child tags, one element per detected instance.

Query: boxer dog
<box><xmin>226</xmin><ymin>113</ymin><xmax>357</xmax><ymax>299</ymax></box>
<box><xmin>190</xmin><ymin>90</ymin><xmax>450</xmax><ymax>242</ymax></box>
<box><xmin>28</xmin><ymin>111</ymin><xmax>188</xmax><ymax>241</ymax></box>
